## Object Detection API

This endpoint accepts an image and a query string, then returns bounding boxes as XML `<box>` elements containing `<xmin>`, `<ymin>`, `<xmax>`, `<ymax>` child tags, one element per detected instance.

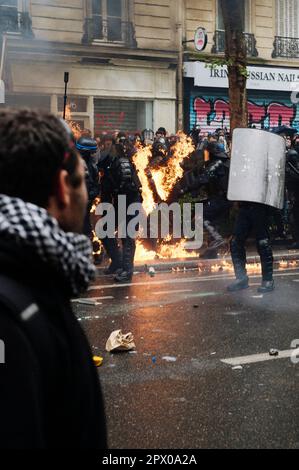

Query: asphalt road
<box><xmin>72</xmin><ymin>266</ymin><xmax>299</xmax><ymax>449</ymax></box>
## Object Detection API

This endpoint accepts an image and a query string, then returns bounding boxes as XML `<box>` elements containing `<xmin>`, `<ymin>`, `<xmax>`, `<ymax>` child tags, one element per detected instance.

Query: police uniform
<box><xmin>98</xmin><ymin>142</ymin><xmax>142</xmax><ymax>282</ymax></box>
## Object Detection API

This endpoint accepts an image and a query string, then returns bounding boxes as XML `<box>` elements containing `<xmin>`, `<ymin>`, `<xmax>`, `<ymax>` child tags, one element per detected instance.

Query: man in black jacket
<box><xmin>0</xmin><ymin>109</ymin><xmax>107</xmax><ymax>449</ymax></box>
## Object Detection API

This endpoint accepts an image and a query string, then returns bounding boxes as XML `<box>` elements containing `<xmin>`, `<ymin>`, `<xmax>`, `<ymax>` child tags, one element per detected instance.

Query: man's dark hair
<box><xmin>0</xmin><ymin>109</ymin><xmax>81</xmax><ymax>208</ymax></box>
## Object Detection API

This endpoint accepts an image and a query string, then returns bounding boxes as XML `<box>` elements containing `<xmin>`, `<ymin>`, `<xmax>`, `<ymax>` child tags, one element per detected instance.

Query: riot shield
<box><xmin>227</xmin><ymin>128</ymin><xmax>286</xmax><ymax>209</ymax></box>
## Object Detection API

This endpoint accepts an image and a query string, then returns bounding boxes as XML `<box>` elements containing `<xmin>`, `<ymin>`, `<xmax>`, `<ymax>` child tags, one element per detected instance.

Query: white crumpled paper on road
<box><xmin>106</xmin><ymin>329</ymin><xmax>136</xmax><ymax>352</ymax></box>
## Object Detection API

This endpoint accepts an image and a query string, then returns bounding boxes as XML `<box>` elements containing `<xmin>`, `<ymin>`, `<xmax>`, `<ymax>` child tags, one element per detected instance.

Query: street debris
<box><xmin>149</xmin><ymin>267</ymin><xmax>156</xmax><ymax>277</ymax></box>
<box><xmin>232</xmin><ymin>365</ymin><xmax>243</xmax><ymax>371</ymax></box>
<box><xmin>106</xmin><ymin>329</ymin><xmax>136</xmax><ymax>352</ymax></box>
<box><xmin>193</xmin><ymin>304</ymin><xmax>199</xmax><ymax>308</ymax></box>
<box><xmin>269</xmin><ymin>348</ymin><xmax>279</xmax><ymax>356</ymax></box>
<box><xmin>93</xmin><ymin>356</ymin><xmax>103</xmax><ymax>367</ymax></box>
<box><xmin>152</xmin><ymin>356</ymin><xmax>157</xmax><ymax>364</ymax></box>
<box><xmin>162</xmin><ymin>356</ymin><xmax>177</xmax><ymax>362</ymax></box>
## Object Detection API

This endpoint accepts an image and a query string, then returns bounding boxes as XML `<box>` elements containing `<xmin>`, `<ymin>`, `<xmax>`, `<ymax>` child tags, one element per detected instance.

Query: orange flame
<box><xmin>151</xmin><ymin>132</ymin><xmax>195</xmax><ymax>201</ymax></box>
<box><xmin>135</xmin><ymin>238</ymin><xmax>198</xmax><ymax>262</ymax></box>
<box><xmin>133</xmin><ymin>143</ymin><xmax>156</xmax><ymax>215</ymax></box>
<box><xmin>65</xmin><ymin>104</ymin><xmax>82</xmax><ymax>140</ymax></box>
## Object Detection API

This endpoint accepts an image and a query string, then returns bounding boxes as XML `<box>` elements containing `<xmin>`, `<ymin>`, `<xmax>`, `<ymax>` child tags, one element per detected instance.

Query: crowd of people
<box><xmin>0</xmin><ymin>108</ymin><xmax>299</xmax><ymax>448</ymax></box>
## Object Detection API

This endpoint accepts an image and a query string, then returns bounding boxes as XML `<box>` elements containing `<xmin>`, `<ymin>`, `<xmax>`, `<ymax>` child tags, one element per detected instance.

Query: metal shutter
<box><xmin>189</xmin><ymin>88</ymin><xmax>299</xmax><ymax>133</ymax></box>
<box><xmin>94</xmin><ymin>98</ymin><xmax>138</xmax><ymax>135</ymax></box>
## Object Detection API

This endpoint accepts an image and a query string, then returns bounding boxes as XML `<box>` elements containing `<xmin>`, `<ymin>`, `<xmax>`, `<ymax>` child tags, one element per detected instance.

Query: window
<box><xmin>0</xmin><ymin>0</ymin><xmax>18</xmax><ymax>35</ymax></box>
<box><xmin>0</xmin><ymin>1</ymin><xmax>18</xmax><ymax>6</ymax></box>
<box><xmin>58</xmin><ymin>96</ymin><xmax>88</xmax><ymax>113</ymax></box>
<box><xmin>217</xmin><ymin>0</ymin><xmax>251</xmax><ymax>32</ymax></box>
<box><xmin>92</xmin><ymin>0</ymin><xmax>127</xmax><ymax>42</ymax></box>
<box><xmin>276</xmin><ymin>0</ymin><xmax>299</xmax><ymax>37</ymax></box>
<box><xmin>0</xmin><ymin>94</ymin><xmax>51</xmax><ymax>111</ymax></box>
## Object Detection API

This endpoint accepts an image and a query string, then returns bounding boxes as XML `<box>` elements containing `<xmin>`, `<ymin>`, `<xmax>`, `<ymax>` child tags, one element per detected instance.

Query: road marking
<box><xmin>221</xmin><ymin>349</ymin><xmax>297</xmax><ymax>366</ymax></box>
<box><xmin>153</xmin><ymin>289</ymin><xmax>193</xmax><ymax>295</ymax></box>
<box><xmin>72</xmin><ymin>296</ymin><xmax>114</xmax><ymax>302</ymax></box>
<box><xmin>89</xmin><ymin>269</ymin><xmax>299</xmax><ymax>291</ymax></box>
<box><xmin>184</xmin><ymin>292</ymin><xmax>218</xmax><ymax>298</ymax></box>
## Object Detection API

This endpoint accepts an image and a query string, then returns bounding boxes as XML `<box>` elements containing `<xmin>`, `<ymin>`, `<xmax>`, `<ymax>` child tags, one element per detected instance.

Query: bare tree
<box><xmin>220</xmin><ymin>0</ymin><xmax>248</xmax><ymax>131</ymax></box>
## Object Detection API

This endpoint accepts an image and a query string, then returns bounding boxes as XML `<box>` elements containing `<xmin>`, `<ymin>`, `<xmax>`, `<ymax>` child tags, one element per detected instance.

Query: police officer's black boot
<box><xmin>102</xmin><ymin>238</ymin><xmax>122</xmax><ymax>275</ymax></box>
<box><xmin>204</xmin><ymin>220</ymin><xmax>226</xmax><ymax>250</ymax></box>
<box><xmin>114</xmin><ymin>238</ymin><xmax>135</xmax><ymax>283</ymax></box>
<box><xmin>257</xmin><ymin>238</ymin><xmax>274</xmax><ymax>293</ymax></box>
<box><xmin>227</xmin><ymin>237</ymin><xmax>249</xmax><ymax>292</ymax></box>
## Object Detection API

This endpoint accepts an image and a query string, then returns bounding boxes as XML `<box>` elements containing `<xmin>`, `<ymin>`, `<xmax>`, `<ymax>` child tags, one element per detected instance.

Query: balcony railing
<box><xmin>82</xmin><ymin>17</ymin><xmax>137</xmax><ymax>48</ymax></box>
<box><xmin>0</xmin><ymin>6</ymin><xmax>34</xmax><ymax>39</ymax></box>
<box><xmin>272</xmin><ymin>36</ymin><xmax>299</xmax><ymax>58</ymax></box>
<box><xmin>212</xmin><ymin>30</ymin><xmax>258</xmax><ymax>57</ymax></box>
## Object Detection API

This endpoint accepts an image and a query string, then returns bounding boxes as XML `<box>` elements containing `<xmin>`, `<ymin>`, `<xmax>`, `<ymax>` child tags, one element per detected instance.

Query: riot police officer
<box><xmin>181</xmin><ymin>142</ymin><xmax>231</xmax><ymax>253</ymax></box>
<box><xmin>226</xmin><ymin>129</ymin><xmax>285</xmax><ymax>294</ymax></box>
<box><xmin>75</xmin><ymin>136</ymin><xmax>99</xmax><ymax>238</ymax></box>
<box><xmin>98</xmin><ymin>136</ymin><xmax>142</xmax><ymax>283</ymax></box>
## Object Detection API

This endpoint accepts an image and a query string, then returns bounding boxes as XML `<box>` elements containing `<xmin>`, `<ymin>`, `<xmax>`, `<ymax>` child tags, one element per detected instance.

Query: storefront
<box><xmin>1</xmin><ymin>56</ymin><xmax>176</xmax><ymax>136</ymax></box>
<box><xmin>184</xmin><ymin>61</ymin><xmax>299</xmax><ymax>133</ymax></box>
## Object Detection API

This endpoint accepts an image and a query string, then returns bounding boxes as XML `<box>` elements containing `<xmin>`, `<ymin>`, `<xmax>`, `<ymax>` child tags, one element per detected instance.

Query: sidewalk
<box><xmin>97</xmin><ymin>247</ymin><xmax>299</xmax><ymax>275</ymax></box>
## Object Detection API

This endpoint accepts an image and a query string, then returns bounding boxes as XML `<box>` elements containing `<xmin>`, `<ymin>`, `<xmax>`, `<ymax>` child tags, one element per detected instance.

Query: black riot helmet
<box><xmin>75</xmin><ymin>136</ymin><xmax>97</xmax><ymax>157</ymax></box>
<box><xmin>152</xmin><ymin>136</ymin><xmax>169</xmax><ymax>158</ymax></box>
<box><xmin>207</xmin><ymin>142</ymin><xmax>228</xmax><ymax>160</ymax></box>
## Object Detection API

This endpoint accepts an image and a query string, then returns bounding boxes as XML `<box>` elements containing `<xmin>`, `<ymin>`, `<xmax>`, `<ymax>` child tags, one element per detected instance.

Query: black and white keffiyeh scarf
<box><xmin>0</xmin><ymin>194</ymin><xmax>96</xmax><ymax>296</ymax></box>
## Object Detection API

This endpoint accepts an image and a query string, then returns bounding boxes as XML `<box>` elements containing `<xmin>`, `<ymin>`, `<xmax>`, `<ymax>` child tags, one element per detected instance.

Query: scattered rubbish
<box><xmin>93</xmin><ymin>356</ymin><xmax>103</xmax><ymax>367</ymax></box>
<box><xmin>106</xmin><ymin>329</ymin><xmax>136</xmax><ymax>352</ymax></box>
<box><xmin>162</xmin><ymin>356</ymin><xmax>177</xmax><ymax>362</ymax></box>
<box><xmin>129</xmin><ymin>350</ymin><xmax>138</xmax><ymax>355</ymax></box>
<box><xmin>152</xmin><ymin>356</ymin><xmax>157</xmax><ymax>364</ymax></box>
<box><xmin>125</xmin><ymin>296</ymin><xmax>129</xmax><ymax>299</ymax></box>
<box><xmin>193</xmin><ymin>304</ymin><xmax>199</xmax><ymax>308</ymax></box>
<box><xmin>210</xmin><ymin>352</ymin><xmax>217</xmax><ymax>356</ymax></box>
<box><xmin>269</xmin><ymin>348</ymin><xmax>279</xmax><ymax>356</ymax></box>
<box><xmin>232</xmin><ymin>365</ymin><xmax>243</xmax><ymax>371</ymax></box>
<box><xmin>149</xmin><ymin>267</ymin><xmax>156</xmax><ymax>277</ymax></box>
<box><xmin>252</xmin><ymin>295</ymin><xmax>263</xmax><ymax>299</ymax></box>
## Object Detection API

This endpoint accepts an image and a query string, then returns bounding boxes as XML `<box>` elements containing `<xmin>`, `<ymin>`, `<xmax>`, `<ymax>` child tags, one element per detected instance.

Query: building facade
<box><xmin>0</xmin><ymin>0</ymin><xmax>178</xmax><ymax>135</ymax></box>
<box><xmin>184</xmin><ymin>0</ymin><xmax>299</xmax><ymax>133</ymax></box>
<box><xmin>0</xmin><ymin>0</ymin><xmax>299</xmax><ymax>134</ymax></box>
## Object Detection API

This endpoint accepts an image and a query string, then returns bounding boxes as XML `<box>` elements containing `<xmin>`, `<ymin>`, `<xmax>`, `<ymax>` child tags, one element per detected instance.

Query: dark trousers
<box><xmin>101</xmin><ymin>208</ymin><xmax>138</xmax><ymax>275</ymax></box>
<box><xmin>230</xmin><ymin>203</ymin><xmax>273</xmax><ymax>281</ymax></box>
